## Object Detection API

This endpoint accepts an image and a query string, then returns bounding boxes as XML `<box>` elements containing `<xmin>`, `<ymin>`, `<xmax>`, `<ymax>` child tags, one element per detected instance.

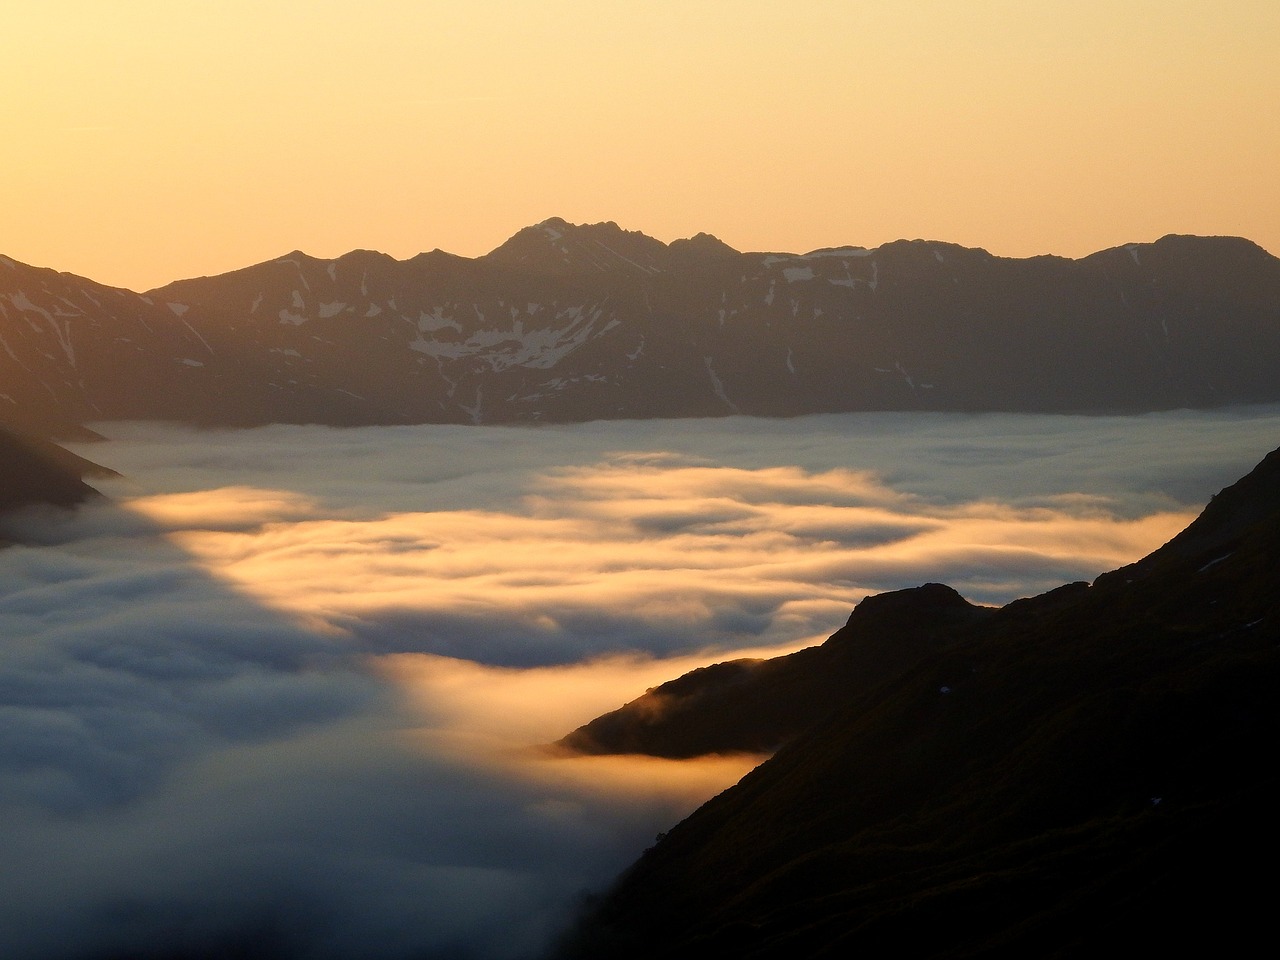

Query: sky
<box><xmin>4</xmin><ymin>1</ymin><xmax>1278</xmax><ymax>291</ymax></box>
<box><xmin>2</xmin><ymin>408</ymin><xmax>1280</xmax><ymax>959</ymax></box>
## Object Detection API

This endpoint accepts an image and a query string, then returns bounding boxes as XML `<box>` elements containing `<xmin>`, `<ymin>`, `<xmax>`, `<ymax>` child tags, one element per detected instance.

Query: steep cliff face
<box><xmin>552</xmin><ymin>447</ymin><xmax>1280</xmax><ymax>958</ymax></box>
<box><xmin>3</xmin><ymin>227</ymin><xmax>1280</xmax><ymax>434</ymax></box>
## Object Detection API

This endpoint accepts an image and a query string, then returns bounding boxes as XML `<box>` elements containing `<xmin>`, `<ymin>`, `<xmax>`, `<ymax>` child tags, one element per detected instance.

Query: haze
<box><xmin>4</xmin><ymin>1</ymin><xmax>1278</xmax><ymax>291</ymax></box>
<box><xmin>2</xmin><ymin>409</ymin><xmax>1279</xmax><ymax>959</ymax></box>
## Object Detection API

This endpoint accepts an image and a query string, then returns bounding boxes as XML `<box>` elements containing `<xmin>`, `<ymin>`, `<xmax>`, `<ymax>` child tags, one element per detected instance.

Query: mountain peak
<box><xmin>668</xmin><ymin>232</ymin><xmax>740</xmax><ymax>262</ymax></box>
<box><xmin>485</xmin><ymin>218</ymin><xmax>670</xmax><ymax>275</ymax></box>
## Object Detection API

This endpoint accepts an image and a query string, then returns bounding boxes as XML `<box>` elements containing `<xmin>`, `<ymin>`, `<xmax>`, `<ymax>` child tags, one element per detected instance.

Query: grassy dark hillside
<box><xmin>557</xmin><ymin>583</ymin><xmax>993</xmax><ymax>758</ymax></box>
<box><xmin>552</xmin><ymin>448</ymin><xmax>1280</xmax><ymax>958</ymax></box>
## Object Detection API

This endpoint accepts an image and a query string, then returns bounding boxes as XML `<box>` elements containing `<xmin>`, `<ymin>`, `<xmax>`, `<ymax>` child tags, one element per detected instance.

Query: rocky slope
<box><xmin>3</xmin><ymin>223</ymin><xmax>1280</xmax><ymax>435</ymax></box>
<box><xmin>551</xmin><ymin>446</ymin><xmax>1280</xmax><ymax>957</ymax></box>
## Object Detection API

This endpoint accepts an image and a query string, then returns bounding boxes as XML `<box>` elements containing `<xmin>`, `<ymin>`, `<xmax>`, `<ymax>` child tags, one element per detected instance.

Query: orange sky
<box><xmin>4</xmin><ymin>1</ymin><xmax>1278</xmax><ymax>292</ymax></box>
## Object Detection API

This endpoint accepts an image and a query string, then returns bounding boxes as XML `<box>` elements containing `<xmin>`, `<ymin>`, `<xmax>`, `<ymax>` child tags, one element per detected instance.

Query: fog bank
<box><xmin>0</xmin><ymin>408</ymin><xmax>1275</xmax><ymax>959</ymax></box>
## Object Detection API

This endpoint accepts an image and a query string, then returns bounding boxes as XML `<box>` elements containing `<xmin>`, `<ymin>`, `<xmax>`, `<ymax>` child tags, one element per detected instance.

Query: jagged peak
<box><xmin>485</xmin><ymin>218</ymin><xmax>670</xmax><ymax>275</ymax></box>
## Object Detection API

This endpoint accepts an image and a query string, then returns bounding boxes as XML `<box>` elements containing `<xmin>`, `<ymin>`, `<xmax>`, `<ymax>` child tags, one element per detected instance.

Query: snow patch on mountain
<box><xmin>418</xmin><ymin>310</ymin><xmax>462</xmax><ymax>334</ymax></box>
<box><xmin>180</xmin><ymin>319</ymin><xmax>214</xmax><ymax>355</ymax></box>
<box><xmin>704</xmin><ymin>357</ymin><xmax>739</xmax><ymax>413</ymax></box>
<box><xmin>7</xmin><ymin>292</ymin><xmax>77</xmax><ymax>366</ymax></box>
<box><xmin>8</xmin><ymin>292</ymin><xmax>50</xmax><ymax>321</ymax></box>
<box><xmin>404</xmin><ymin>305</ymin><xmax>611</xmax><ymax>373</ymax></box>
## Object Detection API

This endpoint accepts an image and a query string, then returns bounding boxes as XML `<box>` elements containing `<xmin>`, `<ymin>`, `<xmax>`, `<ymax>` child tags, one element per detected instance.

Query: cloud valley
<box><xmin>2</xmin><ymin>408</ymin><xmax>1279</xmax><ymax>959</ymax></box>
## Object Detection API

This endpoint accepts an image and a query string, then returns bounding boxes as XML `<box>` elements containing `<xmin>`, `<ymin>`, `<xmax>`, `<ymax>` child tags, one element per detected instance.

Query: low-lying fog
<box><xmin>2</xmin><ymin>407</ymin><xmax>1278</xmax><ymax>960</ymax></box>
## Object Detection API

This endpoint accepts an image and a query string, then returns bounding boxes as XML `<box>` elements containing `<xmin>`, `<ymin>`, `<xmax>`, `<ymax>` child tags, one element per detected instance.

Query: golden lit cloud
<box><xmin>2</xmin><ymin>410</ymin><xmax>1276</xmax><ymax>959</ymax></box>
<box><xmin>135</xmin><ymin>460</ymin><xmax>1192</xmax><ymax>667</ymax></box>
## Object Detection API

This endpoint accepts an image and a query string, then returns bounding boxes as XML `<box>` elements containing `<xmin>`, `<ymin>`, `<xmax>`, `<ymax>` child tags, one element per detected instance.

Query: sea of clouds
<box><xmin>1</xmin><ymin>407</ymin><xmax>1278</xmax><ymax>959</ymax></box>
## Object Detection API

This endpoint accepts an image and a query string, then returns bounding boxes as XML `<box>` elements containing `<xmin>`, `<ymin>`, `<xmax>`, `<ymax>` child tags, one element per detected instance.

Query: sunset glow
<box><xmin>4</xmin><ymin>1</ymin><xmax>1277</xmax><ymax>290</ymax></box>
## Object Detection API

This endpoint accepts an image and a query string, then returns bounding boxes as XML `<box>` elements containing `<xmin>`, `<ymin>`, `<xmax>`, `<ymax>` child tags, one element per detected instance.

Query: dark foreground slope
<box><xmin>552</xmin><ymin>448</ymin><xmax>1280</xmax><ymax>958</ymax></box>
<box><xmin>557</xmin><ymin>582</ymin><xmax>994</xmax><ymax>758</ymax></box>
<box><xmin>0</xmin><ymin>427</ymin><xmax>110</xmax><ymax>521</ymax></box>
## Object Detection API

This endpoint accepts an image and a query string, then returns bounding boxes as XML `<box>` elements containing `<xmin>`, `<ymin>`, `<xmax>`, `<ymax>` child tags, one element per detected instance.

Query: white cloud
<box><xmin>0</xmin><ymin>407</ymin><xmax>1274</xmax><ymax>958</ymax></box>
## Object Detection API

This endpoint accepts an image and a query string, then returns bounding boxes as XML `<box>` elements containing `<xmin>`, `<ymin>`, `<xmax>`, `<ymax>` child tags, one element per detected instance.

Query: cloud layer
<box><xmin>0</xmin><ymin>408</ymin><xmax>1277</xmax><ymax>959</ymax></box>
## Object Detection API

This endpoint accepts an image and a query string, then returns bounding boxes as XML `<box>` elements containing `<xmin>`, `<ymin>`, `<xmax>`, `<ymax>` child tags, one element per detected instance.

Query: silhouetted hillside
<box><xmin>552</xmin><ymin>446</ymin><xmax>1280</xmax><ymax>958</ymax></box>
<box><xmin>0</xmin><ymin>428</ymin><xmax>109</xmax><ymax>511</ymax></box>
<box><xmin>557</xmin><ymin>583</ymin><xmax>992</xmax><ymax>758</ymax></box>
<box><xmin>0</xmin><ymin>427</ymin><xmax>111</xmax><ymax>544</ymax></box>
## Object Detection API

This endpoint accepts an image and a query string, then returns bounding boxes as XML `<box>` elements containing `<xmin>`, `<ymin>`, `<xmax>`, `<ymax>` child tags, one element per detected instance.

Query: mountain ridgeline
<box><xmin>549</xmin><ymin>447</ymin><xmax>1280</xmax><ymax>958</ymax></box>
<box><xmin>3</xmin><ymin>223</ymin><xmax>1280</xmax><ymax>435</ymax></box>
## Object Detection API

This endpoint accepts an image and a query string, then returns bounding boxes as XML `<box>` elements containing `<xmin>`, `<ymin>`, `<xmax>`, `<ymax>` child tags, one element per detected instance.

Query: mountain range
<box><xmin>549</xmin><ymin>445</ymin><xmax>1280</xmax><ymax>957</ymax></box>
<box><xmin>3</xmin><ymin>221</ymin><xmax>1280</xmax><ymax>436</ymax></box>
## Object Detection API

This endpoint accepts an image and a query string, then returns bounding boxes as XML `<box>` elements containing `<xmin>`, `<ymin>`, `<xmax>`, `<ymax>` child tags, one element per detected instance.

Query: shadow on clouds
<box><xmin>0</xmin><ymin>498</ymin><xmax>733</xmax><ymax>960</ymax></box>
<box><xmin>2</xmin><ymin>407</ymin><xmax>1280</xmax><ymax>958</ymax></box>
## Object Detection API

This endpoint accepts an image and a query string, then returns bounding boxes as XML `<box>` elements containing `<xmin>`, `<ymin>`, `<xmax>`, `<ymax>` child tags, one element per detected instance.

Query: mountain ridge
<box><xmin>5</xmin><ymin>227</ymin><xmax>1275</xmax><ymax>296</ymax></box>
<box><xmin>4</xmin><ymin>223</ymin><xmax>1280</xmax><ymax>437</ymax></box>
<box><xmin>549</xmin><ymin>444</ymin><xmax>1280</xmax><ymax>958</ymax></box>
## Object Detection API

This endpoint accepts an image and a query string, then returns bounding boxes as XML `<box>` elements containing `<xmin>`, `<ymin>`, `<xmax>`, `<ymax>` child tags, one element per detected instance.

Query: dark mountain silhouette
<box><xmin>3</xmin><ymin>225</ymin><xmax>1280</xmax><ymax>435</ymax></box>
<box><xmin>558</xmin><ymin>582</ymin><xmax>993</xmax><ymax>758</ymax></box>
<box><xmin>550</xmin><ymin>446</ymin><xmax>1280</xmax><ymax>958</ymax></box>
<box><xmin>0</xmin><ymin>426</ymin><xmax>112</xmax><ymax>543</ymax></box>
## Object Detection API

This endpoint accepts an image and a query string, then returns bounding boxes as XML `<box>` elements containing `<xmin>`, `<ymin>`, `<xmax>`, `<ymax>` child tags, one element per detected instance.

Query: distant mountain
<box><xmin>3</xmin><ymin>224</ymin><xmax>1280</xmax><ymax>435</ymax></box>
<box><xmin>551</xmin><ymin>447</ymin><xmax>1280</xmax><ymax>957</ymax></box>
